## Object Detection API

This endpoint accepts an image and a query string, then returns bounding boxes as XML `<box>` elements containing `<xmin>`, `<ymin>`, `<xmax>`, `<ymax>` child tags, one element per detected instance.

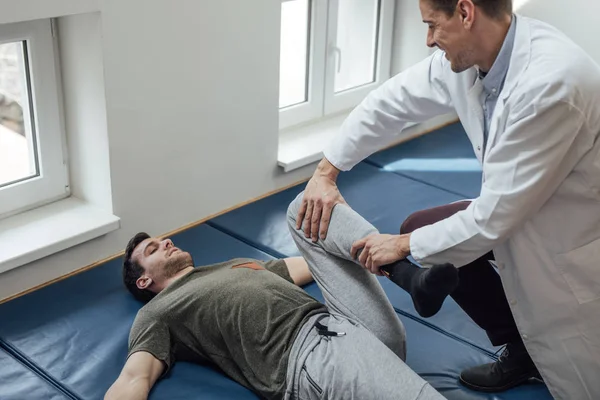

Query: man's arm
<box><xmin>105</xmin><ymin>352</ymin><xmax>164</xmax><ymax>400</ymax></box>
<box><xmin>324</xmin><ymin>50</ymin><xmax>454</xmax><ymax>172</ymax></box>
<box><xmin>411</xmin><ymin>89</ymin><xmax>589</xmax><ymax>267</ymax></box>
<box><xmin>283</xmin><ymin>257</ymin><xmax>313</xmax><ymax>287</ymax></box>
<box><xmin>297</xmin><ymin>51</ymin><xmax>455</xmax><ymax>242</ymax></box>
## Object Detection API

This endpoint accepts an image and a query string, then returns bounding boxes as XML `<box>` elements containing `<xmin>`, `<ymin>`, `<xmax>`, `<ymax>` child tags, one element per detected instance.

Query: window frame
<box><xmin>0</xmin><ymin>19</ymin><xmax>69</xmax><ymax>219</ymax></box>
<box><xmin>323</xmin><ymin>0</ymin><xmax>394</xmax><ymax>115</ymax></box>
<box><xmin>278</xmin><ymin>0</ymin><xmax>395</xmax><ymax>130</ymax></box>
<box><xmin>279</xmin><ymin>0</ymin><xmax>328</xmax><ymax>130</ymax></box>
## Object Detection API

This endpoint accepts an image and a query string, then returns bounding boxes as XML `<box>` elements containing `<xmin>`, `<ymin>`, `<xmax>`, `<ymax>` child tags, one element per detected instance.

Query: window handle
<box><xmin>332</xmin><ymin>45</ymin><xmax>342</xmax><ymax>73</ymax></box>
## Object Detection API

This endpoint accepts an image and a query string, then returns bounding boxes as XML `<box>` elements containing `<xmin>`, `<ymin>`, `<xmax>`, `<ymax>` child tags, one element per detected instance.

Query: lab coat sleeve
<box><xmin>410</xmin><ymin>83</ymin><xmax>589</xmax><ymax>267</ymax></box>
<box><xmin>324</xmin><ymin>51</ymin><xmax>455</xmax><ymax>171</ymax></box>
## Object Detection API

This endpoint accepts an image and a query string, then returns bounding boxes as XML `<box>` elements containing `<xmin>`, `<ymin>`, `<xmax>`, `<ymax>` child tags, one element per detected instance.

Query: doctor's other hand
<box><xmin>296</xmin><ymin>158</ymin><xmax>346</xmax><ymax>242</ymax></box>
<box><xmin>351</xmin><ymin>233</ymin><xmax>411</xmax><ymax>275</ymax></box>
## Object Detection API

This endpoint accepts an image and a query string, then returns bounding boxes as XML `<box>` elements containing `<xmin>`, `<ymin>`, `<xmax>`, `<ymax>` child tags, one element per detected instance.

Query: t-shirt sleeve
<box><xmin>261</xmin><ymin>259</ymin><xmax>294</xmax><ymax>284</ymax></box>
<box><xmin>128</xmin><ymin>311</ymin><xmax>173</xmax><ymax>375</ymax></box>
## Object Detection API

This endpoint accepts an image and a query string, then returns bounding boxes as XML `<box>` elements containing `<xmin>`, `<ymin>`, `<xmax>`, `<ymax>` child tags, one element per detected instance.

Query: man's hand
<box><xmin>296</xmin><ymin>158</ymin><xmax>346</xmax><ymax>242</ymax></box>
<box><xmin>351</xmin><ymin>233</ymin><xmax>411</xmax><ymax>275</ymax></box>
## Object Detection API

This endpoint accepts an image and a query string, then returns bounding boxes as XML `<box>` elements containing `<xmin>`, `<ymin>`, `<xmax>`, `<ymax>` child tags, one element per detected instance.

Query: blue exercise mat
<box><xmin>0</xmin><ymin>221</ymin><xmax>493</xmax><ymax>400</ymax></box>
<box><xmin>209</xmin><ymin>162</ymin><xmax>497</xmax><ymax>355</ymax></box>
<box><xmin>150</xmin><ymin>361</ymin><xmax>258</xmax><ymax>399</ymax></box>
<box><xmin>366</xmin><ymin>122</ymin><xmax>483</xmax><ymax>199</ymax></box>
<box><xmin>0</xmin><ymin>221</ymin><xmax>551</xmax><ymax>399</ymax></box>
<box><xmin>0</xmin><ymin>225</ymin><xmax>271</xmax><ymax>400</ymax></box>
<box><xmin>210</xmin><ymin>162</ymin><xmax>466</xmax><ymax>257</ymax></box>
<box><xmin>0</xmin><ymin>349</ymin><xmax>71</xmax><ymax>400</ymax></box>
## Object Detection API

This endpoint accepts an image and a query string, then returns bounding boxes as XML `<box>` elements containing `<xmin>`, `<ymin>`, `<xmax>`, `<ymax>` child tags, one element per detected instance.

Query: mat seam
<box><xmin>207</xmin><ymin>221</ymin><xmax>499</xmax><ymax>361</ymax></box>
<box><xmin>205</xmin><ymin>221</ymin><xmax>289</xmax><ymax>260</ymax></box>
<box><xmin>0</xmin><ymin>339</ymin><xmax>81</xmax><ymax>400</ymax></box>
<box><xmin>362</xmin><ymin>159</ymin><xmax>475</xmax><ymax>199</ymax></box>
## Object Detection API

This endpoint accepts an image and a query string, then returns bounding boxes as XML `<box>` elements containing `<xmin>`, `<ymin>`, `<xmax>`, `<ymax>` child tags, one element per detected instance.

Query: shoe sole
<box><xmin>459</xmin><ymin>374</ymin><xmax>539</xmax><ymax>393</ymax></box>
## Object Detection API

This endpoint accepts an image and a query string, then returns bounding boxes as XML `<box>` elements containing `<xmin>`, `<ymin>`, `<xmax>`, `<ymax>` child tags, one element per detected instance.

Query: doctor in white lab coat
<box><xmin>295</xmin><ymin>0</ymin><xmax>600</xmax><ymax>399</ymax></box>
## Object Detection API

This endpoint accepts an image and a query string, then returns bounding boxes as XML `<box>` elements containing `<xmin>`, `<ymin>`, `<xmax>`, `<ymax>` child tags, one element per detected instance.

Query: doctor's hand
<box><xmin>296</xmin><ymin>158</ymin><xmax>346</xmax><ymax>242</ymax></box>
<box><xmin>351</xmin><ymin>233</ymin><xmax>411</xmax><ymax>275</ymax></box>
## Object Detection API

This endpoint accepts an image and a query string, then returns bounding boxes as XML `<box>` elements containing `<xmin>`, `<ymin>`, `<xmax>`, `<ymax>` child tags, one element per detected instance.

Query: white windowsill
<box><xmin>278</xmin><ymin>112</ymin><xmax>458</xmax><ymax>173</ymax></box>
<box><xmin>278</xmin><ymin>113</ymin><xmax>351</xmax><ymax>173</ymax></box>
<box><xmin>0</xmin><ymin>197</ymin><xmax>120</xmax><ymax>274</ymax></box>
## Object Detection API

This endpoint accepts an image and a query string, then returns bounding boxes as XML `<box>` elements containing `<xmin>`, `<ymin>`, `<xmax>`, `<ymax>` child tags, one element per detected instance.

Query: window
<box><xmin>0</xmin><ymin>19</ymin><xmax>68</xmax><ymax>218</ymax></box>
<box><xmin>279</xmin><ymin>0</ymin><xmax>394</xmax><ymax>129</ymax></box>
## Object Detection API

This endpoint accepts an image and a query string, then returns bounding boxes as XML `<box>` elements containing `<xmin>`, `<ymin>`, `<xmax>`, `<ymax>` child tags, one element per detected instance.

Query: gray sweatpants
<box><xmin>284</xmin><ymin>192</ymin><xmax>445</xmax><ymax>400</ymax></box>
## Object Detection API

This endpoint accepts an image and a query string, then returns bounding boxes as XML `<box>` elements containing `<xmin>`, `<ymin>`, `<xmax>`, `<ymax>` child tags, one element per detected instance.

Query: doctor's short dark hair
<box><xmin>428</xmin><ymin>0</ymin><xmax>512</xmax><ymax>19</ymax></box>
<box><xmin>123</xmin><ymin>232</ymin><xmax>156</xmax><ymax>303</ymax></box>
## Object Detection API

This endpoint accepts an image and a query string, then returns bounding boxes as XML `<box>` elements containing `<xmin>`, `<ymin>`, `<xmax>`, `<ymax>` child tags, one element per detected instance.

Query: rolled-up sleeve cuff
<box><xmin>323</xmin><ymin>147</ymin><xmax>356</xmax><ymax>172</ymax></box>
<box><xmin>409</xmin><ymin>227</ymin><xmax>433</xmax><ymax>267</ymax></box>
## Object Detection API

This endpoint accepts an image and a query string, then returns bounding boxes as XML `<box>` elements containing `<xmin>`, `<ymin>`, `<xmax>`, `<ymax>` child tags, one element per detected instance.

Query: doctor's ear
<box><xmin>456</xmin><ymin>0</ymin><xmax>474</xmax><ymax>28</ymax></box>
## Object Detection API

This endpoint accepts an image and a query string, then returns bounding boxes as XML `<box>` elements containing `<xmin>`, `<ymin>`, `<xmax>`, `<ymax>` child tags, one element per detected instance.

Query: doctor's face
<box><xmin>420</xmin><ymin>0</ymin><xmax>476</xmax><ymax>73</ymax></box>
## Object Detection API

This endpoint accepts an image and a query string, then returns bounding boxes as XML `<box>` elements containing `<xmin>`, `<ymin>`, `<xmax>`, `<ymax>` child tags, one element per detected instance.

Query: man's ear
<box><xmin>136</xmin><ymin>275</ymin><xmax>153</xmax><ymax>290</ymax></box>
<box><xmin>457</xmin><ymin>0</ymin><xmax>474</xmax><ymax>28</ymax></box>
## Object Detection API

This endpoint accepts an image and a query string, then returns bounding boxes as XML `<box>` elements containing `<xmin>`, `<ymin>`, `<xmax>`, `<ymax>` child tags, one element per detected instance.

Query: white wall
<box><xmin>391</xmin><ymin>0</ymin><xmax>430</xmax><ymax>75</ymax></box>
<box><xmin>0</xmin><ymin>0</ymin><xmax>315</xmax><ymax>301</ymax></box>
<box><xmin>60</xmin><ymin>12</ymin><xmax>113</xmax><ymax>212</ymax></box>
<box><xmin>516</xmin><ymin>0</ymin><xmax>600</xmax><ymax>64</ymax></box>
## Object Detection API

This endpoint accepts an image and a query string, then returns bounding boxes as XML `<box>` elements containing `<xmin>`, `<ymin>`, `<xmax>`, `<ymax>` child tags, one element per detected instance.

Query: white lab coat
<box><xmin>324</xmin><ymin>16</ymin><xmax>600</xmax><ymax>400</ymax></box>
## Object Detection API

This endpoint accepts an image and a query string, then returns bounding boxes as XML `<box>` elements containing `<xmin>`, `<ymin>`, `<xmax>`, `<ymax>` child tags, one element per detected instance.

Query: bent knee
<box><xmin>286</xmin><ymin>191</ymin><xmax>305</xmax><ymax>225</ymax></box>
<box><xmin>400</xmin><ymin>211</ymin><xmax>426</xmax><ymax>234</ymax></box>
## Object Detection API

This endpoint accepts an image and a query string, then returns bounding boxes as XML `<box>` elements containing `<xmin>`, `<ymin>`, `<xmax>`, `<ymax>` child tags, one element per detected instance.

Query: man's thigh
<box><xmin>287</xmin><ymin>192</ymin><xmax>406</xmax><ymax>358</ymax></box>
<box><xmin>299</xmin><ymin>316</ymin><xmax>444</xmax><ymax>400</ymax></box>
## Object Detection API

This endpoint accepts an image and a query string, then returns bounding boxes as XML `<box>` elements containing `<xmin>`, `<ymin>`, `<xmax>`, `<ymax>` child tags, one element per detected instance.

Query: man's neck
<box><xmin>156</xmin><ymin>266</ymin><xmax>195</xmax><ymax>292</ymax></box>
<box><xmin>475</xmin><ymin>14</ymin><xmax>512</xmax><ymax>73</ymax></box>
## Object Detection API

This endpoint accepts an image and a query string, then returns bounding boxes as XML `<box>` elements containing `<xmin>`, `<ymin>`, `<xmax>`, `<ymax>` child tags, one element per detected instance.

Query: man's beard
<box><xmin>450</xmin><ymin>47</ymin><xmax>475</xmax><ymax>73</ymax></box>
<box><xmin>160</xmin><ymin>251</ymin><xmax>193</xmax><ymax>280</ymax></box>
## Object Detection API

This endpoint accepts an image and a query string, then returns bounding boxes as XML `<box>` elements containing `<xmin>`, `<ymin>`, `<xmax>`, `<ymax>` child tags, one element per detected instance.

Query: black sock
<box><xmin>381</xmin><ymin>259</ymin><xmax>459</xmax><ymax>318</ymax></box>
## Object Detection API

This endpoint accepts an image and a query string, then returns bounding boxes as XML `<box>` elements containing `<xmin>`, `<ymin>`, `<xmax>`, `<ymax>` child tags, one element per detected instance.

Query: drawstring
<box><xmin>314</xmin><ymin>315</ymin><xmax>346</xmax><ymax>337</ymax></box>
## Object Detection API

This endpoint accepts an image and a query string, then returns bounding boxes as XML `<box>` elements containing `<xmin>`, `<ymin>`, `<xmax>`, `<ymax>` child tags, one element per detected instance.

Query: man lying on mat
<box><xmin>105</xmin><ymin>192</ymin><xmax>457</xmax><ymax>400</ymax></box>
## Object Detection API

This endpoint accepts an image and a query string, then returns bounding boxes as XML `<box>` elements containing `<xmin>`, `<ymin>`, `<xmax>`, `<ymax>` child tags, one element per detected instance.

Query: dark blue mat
<box><xmin>366</xmin><ymin>122</ymin><xmax>483</xmax><ymax>199</ymax></box>
<box><xmin>209</xmin><ymin>162</ymin><xmax>497</xmax><ymax>354</ymax></box>
<box><xmin>210</xmin><ymin>162</ymin><xmax>465</xmax><ymax>257</ymax></box>
<box><xmin>151</xmin><ymin>361</ymin><xmax>258</xmax><ymax>399</ymax></box>
<box><xmin>0</xmin><ymin>225</ymin><xmax>271</xmax><ymax>400</ymax></box>
<box><xmin>0</xmin><ymin>349</ymin><xmax>71</xmax><ymax>400</ymax></box>
<box><xmin>0</xmin><ymin>221</ymin><xmax>551</xmax><ymax>399</ymax></box>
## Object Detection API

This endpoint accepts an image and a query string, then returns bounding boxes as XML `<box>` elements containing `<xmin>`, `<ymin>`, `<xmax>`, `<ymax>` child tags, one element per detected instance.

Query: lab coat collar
<box><xmin>499</xmin><ymin>14</ymin><xmax>532</xmax><ymax>103</ymax></box>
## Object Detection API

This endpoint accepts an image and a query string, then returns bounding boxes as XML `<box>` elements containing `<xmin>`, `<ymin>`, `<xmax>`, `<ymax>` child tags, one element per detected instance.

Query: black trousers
<box><xmin>400</xmin><ymin>201</ymin><xmax>521</xmax><ymax>346</ymax></box>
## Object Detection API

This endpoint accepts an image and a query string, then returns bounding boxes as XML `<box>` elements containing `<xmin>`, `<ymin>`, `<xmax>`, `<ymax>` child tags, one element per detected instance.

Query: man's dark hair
<box><xmin>123</xmin><ymin>232</ymin><xmax>156</xmax><ymax>303</ymax></box>
<box><xmin>428</xmin><ymin>0</ymin><xmax>512</xmax><ymax>20</ymax></box>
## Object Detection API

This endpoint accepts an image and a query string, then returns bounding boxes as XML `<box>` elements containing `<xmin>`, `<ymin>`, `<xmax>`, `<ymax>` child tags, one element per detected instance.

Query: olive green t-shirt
<box><xmin>127</xmin><ymin>258</ymin><xmax>327</xmax><ymax>399</ymax></box>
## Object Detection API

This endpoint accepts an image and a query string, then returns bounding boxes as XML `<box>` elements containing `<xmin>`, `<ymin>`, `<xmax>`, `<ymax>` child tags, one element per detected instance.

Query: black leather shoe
<box><xmin>460</xmin><ymin>341</ymin><xmax>543</xmax><ymax>392</ymax></box>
